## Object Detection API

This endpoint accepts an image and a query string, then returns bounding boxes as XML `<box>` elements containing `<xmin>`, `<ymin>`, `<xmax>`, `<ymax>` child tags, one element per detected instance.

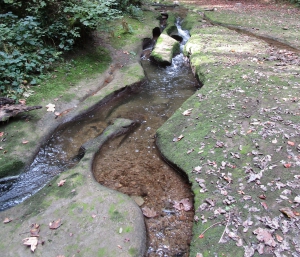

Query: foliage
<box><xmin>0</xmin><ymin>0</ymin><xmax>122</xmax><ymax>99</ymax></box>
<box><xmin>289</xmin><ymin>0</ymin><xmax>300</xmax><ymax>6</ymax></box>
<box><xmin>116</xmin><ymin>0</ymin><xmax>144</xmax><ymax>20</ymax></box>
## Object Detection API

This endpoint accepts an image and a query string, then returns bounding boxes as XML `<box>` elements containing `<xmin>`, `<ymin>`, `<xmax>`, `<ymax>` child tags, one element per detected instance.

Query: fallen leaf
<box><xmin>19</xmin><ymin>99</ymin><xmax>26</xmax><ymax>105</ymax></box>
<box><xmin>280</xmin><ymin>207</ymin><xmax>297</xmax><ymax>219</ymax></box>
<box><xmin>287</xmin><ymin>141</ymin><xmax>295</xmax><ymax>146</ymax></box>
<box><xmin>49</xmin><ymin>219</ymin><xmax>62</xmax><ymax>229</ymax></box>
<box><xmin>57</xmin><ymin>179</ymin><xmax>66</xmax><ymax>187</ymax></box>
<box><xmin>261</xmin><ymin>202</ymin><xmax>268</xmax><ymax>210</ymax></box>
<box><xmin>275</xmin><ymin>234</ymin><xmax>283</xmax><ymax>243</ymax></box>
<box><xmin>30</xmin><ymin>223</ymin><xmax>40</xmax><ymax>237</ymax></box>
<box><xmin>23</xmin><ymin>237</ymin><xmax>38</xmax><ymax>252</ymax></box>
<box><xmin>22</xmin><ymin>140</ymin><xmax>29</xmax><ymax>144</ymax></box>
<box><xmin>294</xmin><ymin>196</ymin><xmax>300</xmax><ymax>203</ymax></box>
<box><xmin>283</xmin><ymin>163</ymin><xmax>292</xmax><ymax>168</ymax></box>
<box><xmin>199</xmin><ymin>234</ymin><xmax>204</xmax><ymax>238</ymax></box>
<box><xmin>173</xmin><ymin>198</ymin><xmax>192</xmax><ymax>211</ymax></box>
<box><xmin>0</xmin><ymin>132</ymin><xmax>4</xmax><ymax>137</ymax></box>
<box><xmin>196</xmin><ymin>253</ymin><xmax>203</xmax><ymax>257</ymax></box>
<box><xmin>258</xmin><ymin>194</ymin><xmax>266</xmax><ymax>200</ymax></box>
<box><xmin>182</xmin><ymin>108</ymin><xmax>193</xmax><ymax>116</ymax></box>
<box><xmin>46</xmin><ymin>103</ymin><xmax>55</xmax><ymax>112</ymax></box>
<box><xmin>173</xmin><ymin>134</ymin><xmax>184</xmax><ymax>142</ymax></box>
<box><xmin>142</xmin><ymin>207</ymin><xmax>157</xmax><ymax>218</ymax></box>
<box><xmin>253</xmin><ymin>227</ymin><xmax>277</xmax><ymax>247</ymax></box>
<box><xmin>3</xmin><ymin>217</ymin><xmax>12</xmax><ymax>223</ymax></box>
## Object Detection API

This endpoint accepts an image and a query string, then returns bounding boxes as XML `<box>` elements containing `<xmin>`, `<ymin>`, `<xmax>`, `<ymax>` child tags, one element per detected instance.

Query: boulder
<box><xmin>150</xmin><ymin>34</ymin><xmax>180</xmax><ymax>65</ymax></box>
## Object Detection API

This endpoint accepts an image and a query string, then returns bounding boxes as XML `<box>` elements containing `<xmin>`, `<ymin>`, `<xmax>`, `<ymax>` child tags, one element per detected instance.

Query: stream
<box><xmin>0</xmin><ymin>19</ymin><xmax>199</xmax><ymax>256</ymax></box>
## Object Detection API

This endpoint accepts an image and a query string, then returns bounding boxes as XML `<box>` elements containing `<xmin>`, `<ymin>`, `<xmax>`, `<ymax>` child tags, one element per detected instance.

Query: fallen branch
<box><xmin>218</xmin><ymin>213</ymin><xmax>231</xmax><ymax>243</ymax></box>
<box><xmin>198</xmin><ymin>221</ymin><xmax>222</xmax><ymax>238</ymax></box>
<box><xmin>0</xmin><ymin>97</ymin><xmax>42</xmax><ymax>122</ymax></box>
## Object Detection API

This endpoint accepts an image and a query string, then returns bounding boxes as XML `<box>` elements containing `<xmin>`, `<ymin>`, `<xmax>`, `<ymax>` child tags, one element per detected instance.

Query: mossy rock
<box><xmin>150</xmin><ymin>34</ymin><xmax>180</xmax><ymax>65</ymax></box>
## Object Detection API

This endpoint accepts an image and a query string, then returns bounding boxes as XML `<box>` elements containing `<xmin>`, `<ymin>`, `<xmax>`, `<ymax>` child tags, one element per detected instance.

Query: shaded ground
<box><xmin>156</xmin><ymin>1</ymin><xmax>300</xmax><ymax>256</ymax></box>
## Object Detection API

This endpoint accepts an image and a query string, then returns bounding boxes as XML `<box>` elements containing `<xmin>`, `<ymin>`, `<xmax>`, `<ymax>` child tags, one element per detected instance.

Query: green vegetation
<box><xmin>0</xmin><ymin>0</ymin><xmax>143</xmax><ymax>100</ymax></box>
<box><xmin>27</xmin><ymin>46</ymin><xmax>111</xmax><ymax>105</ymax></box>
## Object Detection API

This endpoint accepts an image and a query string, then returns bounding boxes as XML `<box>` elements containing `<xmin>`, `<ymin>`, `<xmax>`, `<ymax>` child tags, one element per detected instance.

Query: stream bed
<box><xmin>0</xmin><ymin>20</ymin><xmax>199</xmax><ymax>256</ymax></box>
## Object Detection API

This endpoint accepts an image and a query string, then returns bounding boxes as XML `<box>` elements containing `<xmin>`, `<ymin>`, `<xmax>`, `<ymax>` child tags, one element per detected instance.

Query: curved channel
<box><xmin>0</xmin><ymin>19</ymin><xmax>199</xmax><ymax>256</ymax></box>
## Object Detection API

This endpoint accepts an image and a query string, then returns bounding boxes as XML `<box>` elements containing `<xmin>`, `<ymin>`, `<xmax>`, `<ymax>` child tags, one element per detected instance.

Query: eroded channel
<box><xmin>0</xmin><ymin>19</ymin><xmax>199</xmax><ymax>256</ymax></box>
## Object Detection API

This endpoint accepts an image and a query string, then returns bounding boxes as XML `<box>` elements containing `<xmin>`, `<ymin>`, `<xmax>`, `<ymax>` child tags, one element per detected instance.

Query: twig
<box><xmin>218</xmin><ymin>213</ymin><xmax>231</xmax><ymax>243</ymax></box>
<box><xmin>199</xmin><ymin>221</ymin><xmax>222</xmax><ymax>237</ymax></box>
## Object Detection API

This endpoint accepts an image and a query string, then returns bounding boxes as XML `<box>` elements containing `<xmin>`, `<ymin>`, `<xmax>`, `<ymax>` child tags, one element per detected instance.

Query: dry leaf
<box><xmin>261</xmin><ymin>202</ymin><xmax>268</xmax><ymax>210</ymax></box>
<box><xmin>173</xmin><ymin>198</ymin><xmax>192</xmax><ymax>211</ymax></box>
<box><xmin>182</xmin><ymin>108</ymin><xmax>193</xmax><ymax>116</ymax></box>
<box><xmin>199</xmin><ymin>234</ymin><xmax>204</xmax><ymax>239</ymax></box>
<box><xmin>22</xmin><ymin>140</ymin><xmax>29</xmax><ymax>144</ymax></box>
<box><xmin>0</xmin><ymin>132</ymin><xmax>4</xmax><ymax>137</ymax></box>
<box><xmin>142</xmin><ymin>207</ymin><xmax>157</xmax><ymax>218</ymax></box>
<box><xmin>46</xmin><ymin>103</ymin><xmax>55</xmax><ymax>112</ymax></box>
<box><xmin>275</xmin><ymin>234</ymin><xmax>283</xmax><ymax>243</ymax></box>
<box><xmin>258</xmin><ymin>194</ymin><xmax>266</xmax><ymax>200</ymax></box>
<box><xmin>279</xmin><ymin>207</ymin><xmax>297</xmax><ymax>219</ymax></box>
<box><xmin>287</xmin><ymin>141</ymin><xmax>295</xmax><ymax>146</ymax></box>
<box><xmin>19</xmin><ymin>99</ymin><xmax>26</xmax><ymax>105</ymax></box>
<box><xmin>294</xmin><ymin>196</ymin><xmax>300</xmax><ymax>203</ymax></box>
<box><xmin>3</xmin><ymin>217</ymin><xmax>12</xmax><ymax>224</ymax></box>
<box><xmin>173</xmin><ymin>134</ymin><xmax>184</xmax><ymax>142</ymax></box>
<box><xmin>23</xmin><ymin>237</ymin><xmax>38</xmax><ymax>252</ymax></box>
<box><xmin>57</xmin><ymin>179</ymin><xmax>66</xmax><ymax>187</ymax></box>
<box><xmin>30</xmin><ymin>223</ymin><xmax>40</xmax><ymax>237</ymax></box>
<box><xmin>253</xmin><ymin>227</ymin><xmax>277</xmax><ymax>247</ymax></box>
<box><xmin>283</xmin><ymin>163</ymin><xmax>292</xmax><ymax>168</ymax></box>
<box><xmin>49</xmin><ymin>219</ymin><xmax>62</xmax><ymax>229</ymax></box>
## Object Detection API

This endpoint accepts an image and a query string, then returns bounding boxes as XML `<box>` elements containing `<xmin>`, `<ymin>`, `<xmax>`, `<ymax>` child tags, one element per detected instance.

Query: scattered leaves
<box><xmin>283</xmin><ymin>163</ymin><xmax>292</xmax><ymax>168</ymax></box>
<box><xmin>142</xmin><ymin>207</ymin><xmax>157</xmax><ymax>218</ymax></box>
<box><xmin>182</xmin><ymin>108</ymin><xmax>193</xmax><ymax>116</ymax></box>
<box><xmin>19</xmin><ymin>99</ymin><xmax>26</xmax><ymax>105</ymax></box>
<box><xmin>173</xmin><ymin>198</ymin><xmax>192</xmax><ymax>211</ymax></box>
<box><xmin>46</xmin><ymin>103</ymin><xmax>55</xmax><ymax>112</ymax></box>
<box><xmin>49</xmin><ymin>219</ymin><xmax>62</xmax><ymax>229</ymax></box>
<box><xmin>23</xmin><ymin>237</ymin><xmax>38</xmax><ymax>252</ymax></box>
<box><xmin>30</xmin><ymin>223</ymin><xmax>40</xmax><ymax>237</ymax></box>
<box><xmin>57</xmin><ymin>179</ymin><xmax>66</xmax><ymax>187</ymax></box>
<box><xmin>173</xmin><ymin>134</ymin><xmax>184</xmax><ymax>142</ymax></box>
<box><xmin>253</xmin><ymin>227</ymin><xmax>277</xmax><ymax>247</ymax></box>
<box><xmin>3</xmin><ymin>217</ymin><xmax>12</xmax><ymax>224</ymax></box>
<box><xmin>279</xmin><ymin>207</ymin><xmax>298</xmax><ymax>219</ymax></box>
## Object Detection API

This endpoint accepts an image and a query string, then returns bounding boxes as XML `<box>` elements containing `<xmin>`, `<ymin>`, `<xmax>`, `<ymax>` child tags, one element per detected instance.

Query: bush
<box><xmin>0</xmin><ymin>0</ymin><xmax>122</xmax><ymax>99</ymax></box>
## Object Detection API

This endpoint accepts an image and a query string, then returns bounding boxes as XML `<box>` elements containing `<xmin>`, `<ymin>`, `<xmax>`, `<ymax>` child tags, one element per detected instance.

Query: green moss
<box><xmin>129</xmin><ymin>247</ymin><xmax>138</xmax><ymax>256</ymax></box>
<box><xmin>0</xmin><ymin>158</ymin><xmax>24</xmax><ymax>178</ymax></box>
<box><xmin>181</xmin><ymin>12</ymin><xmax>198</xmax><ymax>31</ymax></box>
<box><xmin>27</xmin><ymin>46</ymin><xmax>111</xmax><ymax>106</ymax></box>
<box><xmin>108</xmin><ymin>204</ymin><xmax>124</xmax><ymax>222</ymax></box>
<box><xmin>124</xmin><ymin>225</ymin><xmax>133</xmax><ymax>233</ymax></box>
<box><xmin>97</xmin><ymin>248</ymin><xmax>107</xmax><ymax>257</ymax></box>
<box><xmin>108</xmin><ymin>12</ymin><xmax>157</xmax><ymax>49</ymax></box>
